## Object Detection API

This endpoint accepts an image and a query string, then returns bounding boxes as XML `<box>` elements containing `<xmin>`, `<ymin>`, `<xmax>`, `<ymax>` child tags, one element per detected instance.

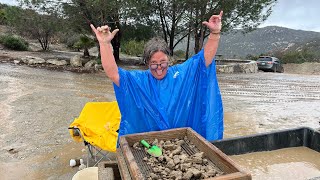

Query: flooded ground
<box><xmin>220</xmin><ymin>73</ymin><xmax>320</xmax><ymax>138</ymax></box>
<box><xmin>231</xmin><ymin>147</ymin><xmax>320</xmax><ymax>180</ymax></box>
<box><xmin>0</xmin><ymin>63</ymin><xmax>319</xmax><ymax>179</ymax></box>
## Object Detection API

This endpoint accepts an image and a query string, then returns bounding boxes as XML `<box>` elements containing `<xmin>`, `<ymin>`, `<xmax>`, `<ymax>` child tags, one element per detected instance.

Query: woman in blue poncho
<box><xmin>90</xmin><ymin>11</ymin><xmax>224</xmax><ymax>141</ymax></box>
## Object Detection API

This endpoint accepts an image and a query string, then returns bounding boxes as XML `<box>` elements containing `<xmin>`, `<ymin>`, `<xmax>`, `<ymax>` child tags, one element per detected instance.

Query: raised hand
<box><xmin>202</xmin><ymin>11</ymin><xmax>223</xmax><ymax>33</ymax></box>
<box><xmin>90</xmin><ymin>24</ymin><xmax>119</xmax><ymax>44</ymax></box>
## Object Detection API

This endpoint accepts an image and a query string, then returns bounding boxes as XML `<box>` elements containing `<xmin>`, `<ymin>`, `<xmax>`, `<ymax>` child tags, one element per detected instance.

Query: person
<box><xmin>90</xmin><ymin>11</ymin><xmax>224</xmax><ymax>141</ymax></box>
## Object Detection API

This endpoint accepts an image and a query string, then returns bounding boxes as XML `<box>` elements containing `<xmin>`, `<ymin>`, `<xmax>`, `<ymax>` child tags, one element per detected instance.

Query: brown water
<box><xmin>230</xmin><ymin>147</ymin><xmax>320</xmax><ymax>180</ymax></box>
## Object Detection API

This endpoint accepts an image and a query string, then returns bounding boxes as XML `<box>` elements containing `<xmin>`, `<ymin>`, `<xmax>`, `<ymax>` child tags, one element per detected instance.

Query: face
<box><xmin>148</xmin><ymin>51</ymin><xmax>169</xmax><ymax>80</ymax></box>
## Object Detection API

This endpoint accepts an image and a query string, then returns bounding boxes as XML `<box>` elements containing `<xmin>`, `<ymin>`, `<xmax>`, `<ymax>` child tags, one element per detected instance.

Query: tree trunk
<box><xmin>185</xmin><ymin>8</ymin><xmax>192</xmax><ymax>60</ymax></box>
<box><xmin>112</xmin><ymin>40</ymin><xmax>120</xmax><ymax>62</ymax></box>
<box><xmin>111</xmin><ymin>17</ymin><xmax>121</xmax><ymax>63</ymax></box>
<box><xmin>194</xmin><ymin>32</ymin><xmax>200</xmax><ymax>53</ymax></box>
<box><xmin>169</xmin><ymin>2</ymin><xmax>176</xmax><ymax>55</ymax></box>
<box><xmin>185</xmin><ymin>19</ymin><xmax>192</xmax><ymax>60</ymax></box>
<box><xmin>157</xmin><ymin>0</ymin><xmax>168</xmax><ymax>43</ymax></box>
<box><xmin>83</xmin><ymin>47</ymin><xmax>90</xmax><ymax>57</ymax></box>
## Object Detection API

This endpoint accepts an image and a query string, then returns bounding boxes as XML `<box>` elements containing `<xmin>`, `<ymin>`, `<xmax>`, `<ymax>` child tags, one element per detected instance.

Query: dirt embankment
<box><xmin>283</xmin><ymin>63</ymin><xmax>320</xmax><ymax>75</ymax></box>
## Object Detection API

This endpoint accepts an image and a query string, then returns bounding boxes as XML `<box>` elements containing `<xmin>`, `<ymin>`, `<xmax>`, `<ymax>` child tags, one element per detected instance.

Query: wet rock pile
<box><xmin>133</xmin><ymin>137</ymin><xmax>224</xmax><ymax>180</ymax></box>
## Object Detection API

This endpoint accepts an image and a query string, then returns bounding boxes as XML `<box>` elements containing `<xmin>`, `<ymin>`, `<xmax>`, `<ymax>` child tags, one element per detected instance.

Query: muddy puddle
<box><xmin>230</xmin><ymin>147</ymin><xmax>320</xmax><ymax>180</ymax></box>
<box><xmin>0</xmin><ymin>63</ymin><xmax>320</xmax><ymax>179</ymax></box>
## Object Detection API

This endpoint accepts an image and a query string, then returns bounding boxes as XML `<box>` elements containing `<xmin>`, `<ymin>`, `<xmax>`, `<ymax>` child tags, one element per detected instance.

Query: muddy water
<box><xmin>230</xmin><ymin>147</ymin><xmax>320</xmax><ymax>180</ymax></box>
<box><xmin>0</xmin><ymin>63</ymin><xmax>320</xmax><ymax>179</ymax></box>
<box><xmin>220</xmin><ymin>73</ymin><xmax>320</xmax><ymax>137</ymax></box>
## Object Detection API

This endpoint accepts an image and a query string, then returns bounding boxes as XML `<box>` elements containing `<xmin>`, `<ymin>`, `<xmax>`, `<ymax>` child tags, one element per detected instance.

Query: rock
<box><xmin>84</xmin><ymin>60</ymin><xmax>97</xmax><ymax>69</ymax></box>
<box><xmin>94</xmin><ymin>64</ymin><xmax>102</xmax><ymax>71</ymax></box>
<box><xmin>14</xmin><ymin>60</ymin><xmax>21</xmax><ymax>64</ymax></box>
<box><xmin>157</xmin><ymin>155</ymin><xmax>164</xmax><ymax>162</ymax></box>
<box><xmin>180</xmin><ymin>163</ymin><xmax>191</xmax><ymax>171</ymax></box>
<box><xmin>148</xmin><ymin>172</ymin><xmax>158</xmax><ymax>179</ymax></box>
<box><xmin>182</xmin><ymin>170</ymin><xmax>193</xmax><ymax>180</ymax></box>
<box><xmin>47</xmin><ymin>59</ymin><xmax>68</xmax><ymax>66</ymax></box>
<box><xmin>21</xmin><ymin>56</ymin><xmax>46</xmax><ymax>65</ymax></box>
<box><xmin>173</xmin><ymin>156</ymin><xmax>180</xmax><ymax>165</ymax></box>
<box><xmin>152</xmin><ymin>167</ymin><xmax>161</xmax><ymax>173</ymax></box>
<box><xmin>133</xmin><ymin>142</ymin><xmax>142</xmax><ymax>150</ymax></box>
<box><xmin>70</xmin><ymin>55</ymin><xmax>82</xmax><ymax>67</ymax></box>
<box><xmin>167</xmin><ymin>159</ymin><xmax>175</xmax><ymax>169</ymax></box>
<box><xmin>171</xmin><ymin>146</ymin><xmax>182</xmax><ymax>156</ymax></box>
<box><xmin>192</xmin><ymin>152</ymin><xmax>204</xmax><ymax>164</ymax></box>
<box><xmin>169</xmin><ymin>170</ymin><xmax>182</xmax><ymax>179</ymax></box>
<box><xmin>189</xmin><ymin>168</ymin><xmax>202</xmax><ymax>178</ymax></box>
<box><xmin>215</xmin><ymin>59</ymin><xmax>258</xmax><ymax>74</ymax></box>
<box><xmin>163</xmin><ymin>141</ymin><xmax>175</xmax><ymax>150</ymax></box>
<box><xmin>152</xmin><ymin>139</ymin><xmax>159</xmax><ymax>146</ymax></box>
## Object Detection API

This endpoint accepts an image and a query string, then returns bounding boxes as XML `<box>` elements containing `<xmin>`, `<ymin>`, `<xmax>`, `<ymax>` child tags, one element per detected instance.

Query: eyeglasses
<box><xmin>149</xmin><ymin>62</ymin><xmax>169</xmax><ymax>70</ymax></box>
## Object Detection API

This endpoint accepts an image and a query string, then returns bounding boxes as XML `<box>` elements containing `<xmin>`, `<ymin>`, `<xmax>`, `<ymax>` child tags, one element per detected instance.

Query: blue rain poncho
<box><xmin>113</xmin><ymin>49</ymin><xmax>223</xmax><ymax>141</ymax></box>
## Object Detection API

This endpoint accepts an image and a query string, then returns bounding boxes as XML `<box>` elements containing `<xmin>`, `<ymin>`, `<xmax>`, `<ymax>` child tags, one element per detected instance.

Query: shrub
<box><xmin>0</xmin><ymin>35</ymin><xmax>28</xmax><ymax>51</ymax></box>
<box><xmin>173</xmin><ymin>49</ymin><xmax>185</xmax><ymax>59</ymax></box>
<box><xmin>65</xmin><ymin>34</ymin><xmax>80</xmax><ymax>49</ymax></box>
<box><xmin>74</xmin><ymin>35</ymin><xmax>95</xmax><ymax>49</ymax></box>
<box><xmin>95</xmin><ymin>56</ymin><xmax>101</xmax><ymax>65</ymax></box>
<box><xmin>121</xmin><ymin>40</ymin><xmax>145</xmax><ymax>56</ymax></box>
<box><xmin>281</xmin><ymin>50</ymin><xmax>316</xmax><ymax>64</ymax></box>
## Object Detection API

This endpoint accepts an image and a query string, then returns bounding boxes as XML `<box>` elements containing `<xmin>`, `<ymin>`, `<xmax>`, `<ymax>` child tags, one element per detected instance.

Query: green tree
<box><xmin>18</xmin><ymin>0</ymin><xmax>123</xmax><ymax>60</ymax></box>
<box><xmin>189</xmin><ymin>0</ymin><xmax>276</xmax><ymax>54</ymax></box>
<box><xmin>132</xmin><ymin>0</ymin><xmax>277</xmax><ymax>59</ymax></box>
<box><xmin>5</xmin><ymin>5</ymin><xmax>61</xmax><ymax>50</ymax></box>
<box><xmin>128</xmin><ymin>0</ymin><xmax>190</xmax><ymax>55</ymax></box>
<box><xmin>0</xmin><ymin>8</ymin><xmax>7</xmax><ymax>25</ymax></box>
<box><xmin>121</xmin><ymin>23</ymin><xmax>154</xmax><ymax>42</ymax></box>
<box><xmin>61</xmin><ymin>0</ymin><xmax>122</xmax><ymax>61</ymax></box>
<box><xmin>74</xmin><ymin>35</ymin><xmax>96</xmax><ymax>57</ymax></box>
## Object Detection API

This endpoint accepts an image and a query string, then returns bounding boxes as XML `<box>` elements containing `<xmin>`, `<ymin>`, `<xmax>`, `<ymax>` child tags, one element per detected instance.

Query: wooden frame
<box><xmin>118</xmin><ymin>127</ymin><xmax>251</xmax><ymax>180</ymax></box>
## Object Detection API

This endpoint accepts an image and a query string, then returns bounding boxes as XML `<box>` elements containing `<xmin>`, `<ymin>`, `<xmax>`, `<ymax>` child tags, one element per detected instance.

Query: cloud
<box><xmin>260</xmin><ymin>0</ymin><xmax>320</xmax><ymax>32</ymax></box>
<box><xmin>0</xmin><ymin>0</ymin><xmax>18</xmax><ymax>6</ymax></box>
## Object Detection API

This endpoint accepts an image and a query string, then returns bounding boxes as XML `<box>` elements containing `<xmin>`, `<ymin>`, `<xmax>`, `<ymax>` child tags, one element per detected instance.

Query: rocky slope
<box><xmin>217</xmin><ymin>26</ymin><xmax>320</xmax><ymax>58</ymax></box>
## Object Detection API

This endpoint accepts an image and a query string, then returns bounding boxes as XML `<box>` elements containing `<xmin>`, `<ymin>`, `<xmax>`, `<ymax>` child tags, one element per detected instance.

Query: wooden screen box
<box><xmin>118</xmin><ymin>127</ymin><xmax>251</xmax><ymax>180</ymax></box>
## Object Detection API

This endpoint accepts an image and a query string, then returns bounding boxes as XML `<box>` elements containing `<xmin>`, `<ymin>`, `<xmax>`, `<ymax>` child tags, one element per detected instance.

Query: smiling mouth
<box><xmin>156</xmin><ymin>69</ymin><xmax>163</xmax><ymax>76</ymax></box>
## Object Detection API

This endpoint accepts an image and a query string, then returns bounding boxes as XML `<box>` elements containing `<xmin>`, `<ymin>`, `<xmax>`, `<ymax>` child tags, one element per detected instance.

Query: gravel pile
<box><xmin>133</xmin><ymin>137</ymin><xmax>224</xmax><ymax>180</ymax></box>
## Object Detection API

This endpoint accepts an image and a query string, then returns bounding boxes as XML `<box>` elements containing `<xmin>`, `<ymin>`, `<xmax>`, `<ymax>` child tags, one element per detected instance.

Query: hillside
<box><xmin>217</xmin><ymin>26</ymin><xmax>320</xmax><ymax>58</ymax></box>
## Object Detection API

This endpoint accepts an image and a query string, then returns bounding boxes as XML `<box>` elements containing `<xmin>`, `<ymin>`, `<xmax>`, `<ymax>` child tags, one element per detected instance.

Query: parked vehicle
<box><xmin>256</xmin><ymin>56</ymin><xmax>284</xmax><ymax>73</ymax></box>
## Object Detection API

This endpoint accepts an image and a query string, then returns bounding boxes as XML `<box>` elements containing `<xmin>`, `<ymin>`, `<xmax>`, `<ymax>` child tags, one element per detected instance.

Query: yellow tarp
<box><xmin>69</xmin><ymin>101</ymin><xmax>121</xmax><ymax>152</ymax></box>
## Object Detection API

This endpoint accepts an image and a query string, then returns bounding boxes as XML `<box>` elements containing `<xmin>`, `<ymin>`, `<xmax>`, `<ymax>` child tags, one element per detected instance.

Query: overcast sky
<box><xmin>259</xmin><ymin>0</ymin><xmax>320</xmax><ymax>32</ymax></box>
<box><xmin>1</xmin><ymin>0</ymin><xmax>319</xmax><ymax>32</ymax></box>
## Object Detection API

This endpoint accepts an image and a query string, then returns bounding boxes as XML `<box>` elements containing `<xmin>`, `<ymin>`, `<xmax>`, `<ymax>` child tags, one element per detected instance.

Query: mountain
<box><xmin>216</xmin><ymin>26</ymin><xmax>320</xmax><ymax>58</ymax></box>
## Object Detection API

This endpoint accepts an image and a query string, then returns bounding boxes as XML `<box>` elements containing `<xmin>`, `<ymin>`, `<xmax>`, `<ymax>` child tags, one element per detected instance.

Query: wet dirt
<box><xmin>0</xmin><ymin>63</ymin><xmax>320</xmax><ymax>179</ymax></box>
<box><xmin>221</xmin><ymin>73</ymin><xmax>320</xmax><ymax>138</ymax></box>
<box><xmin>230</xmin><ymin>147</ymin><xmax>320</xmax><ymax>180</ymax></box>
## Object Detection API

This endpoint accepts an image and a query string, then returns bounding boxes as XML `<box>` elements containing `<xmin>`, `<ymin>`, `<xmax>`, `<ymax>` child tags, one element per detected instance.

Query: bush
<box><xmin>74</xmin><ymin>35</ymin><xmax>95</xmax><ymax>49</ymax></box>
<box><xmin>121</xmin><ymin>40</ymin><xmax>145</xmax><ymax>56</ymax></box>
<box><xmin>173</xmin><ymin>49</ymin><xmax>185</xmax><ymax>59</ymax></box>
<box><xmin>281</xmin><ymin>50</ymin><xmax>315</xmax><ymax>64</ymax></box>
<box><xmin>96</xmin><ymin>58</ymin><xmax>102</xmax><ymax>65</ymax></box>
<box><xmin>0</xmin><ymin>35</ymin><xmax>28</xmax><ymax>51</ymax></box>
<box><xmin>65</xmin><ymin>34</ymin><xmax>80</xmax><ymax>49</ymax></box>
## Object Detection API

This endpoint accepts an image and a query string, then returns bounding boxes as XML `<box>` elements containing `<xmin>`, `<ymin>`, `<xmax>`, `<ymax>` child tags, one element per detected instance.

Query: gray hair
<box><xmin>143</xmin><ymin>37</ymin><xmax>171</xmax><ymax>65</ymax></box>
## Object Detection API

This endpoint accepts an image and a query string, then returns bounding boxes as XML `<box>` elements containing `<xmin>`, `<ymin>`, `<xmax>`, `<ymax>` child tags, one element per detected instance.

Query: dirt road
<box><xmin>0</xmin><ymin>63</ymin><xmax>319</xmax><ymax>179</ymax></box>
